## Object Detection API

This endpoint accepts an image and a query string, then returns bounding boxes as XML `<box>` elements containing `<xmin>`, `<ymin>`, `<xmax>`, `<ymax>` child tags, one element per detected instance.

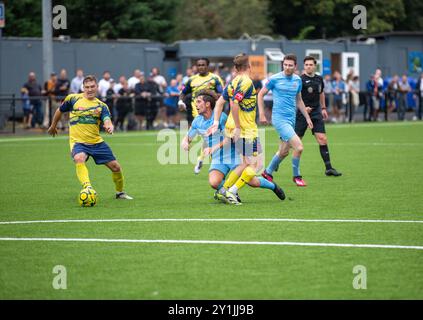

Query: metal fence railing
<box><xmin>0</xmin><ymin>91</ymin><xmax>421</xmax><ymax>134</ymax></box>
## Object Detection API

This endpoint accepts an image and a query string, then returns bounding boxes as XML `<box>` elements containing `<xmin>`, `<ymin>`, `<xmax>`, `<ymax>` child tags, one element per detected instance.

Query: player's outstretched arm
<box><xmin>47</xmin><ymin>109</ymin><xmax>63</xmax><ymax>137</ymax></box>
<box><xmin>181</xmin><ymin>135</ymin><xmax>192</xmax><ymax>151</ymax></box>
<box><xmin>103</xmin><ymin>119</ymin><xmax>114</xmax><ymax>135</ymax></box>
<box><xmin>178</xmin><ymin>94</ymin><xmax>187</xmax><ymax>111</ymax></box>
<box><xmin>257</xmin><ymin>87</ymin><xmax>269</xmax><ymax>125</ymax></box>
<box><xmin>297</xmin><ymin>93</ymin><xmax>313</xmax><ymax>129</ymax></box>
<box><xmin>178</xmin><ymin>79</ymin><xmax>191</xmax><ymax>111</ymax></box>
<box><xmin>207</xmin><ymin>96</ymin><xmax>225</xmax><ymax>136</ymax></box>
<box><xmin>204</xmin><ymin>136</ymin><xmax>230</xmax><ymax>156</ymax></box>
<box><xmin>231</xmin><ymin>100</ymin><xmax>241</xmax><ymax>142</ymax></box>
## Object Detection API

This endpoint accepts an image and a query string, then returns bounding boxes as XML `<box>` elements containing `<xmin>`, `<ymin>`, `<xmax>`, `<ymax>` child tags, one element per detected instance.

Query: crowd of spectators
<box><xmin>314</xmin><ymin>68</ymin><xmax>423</xmax><ymax>123</ymax></box>
<box><xmin>20</xmin><ymin>64</ymin><xmax>423</xmax><ymax>131</ymax></box>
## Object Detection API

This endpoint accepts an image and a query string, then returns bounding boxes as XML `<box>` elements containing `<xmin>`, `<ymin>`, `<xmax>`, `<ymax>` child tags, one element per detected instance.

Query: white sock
<box><xmin>228</xmin><ymin>185</ymin><xmax>238</xmax><ymax>194</ymax></box>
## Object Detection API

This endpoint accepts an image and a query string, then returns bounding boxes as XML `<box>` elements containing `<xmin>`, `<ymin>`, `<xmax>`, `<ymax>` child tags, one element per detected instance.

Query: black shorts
<box><xmin>295</xmin><ymin>110</ymin><xmax>326</xmax><ymax>137</ymax></box>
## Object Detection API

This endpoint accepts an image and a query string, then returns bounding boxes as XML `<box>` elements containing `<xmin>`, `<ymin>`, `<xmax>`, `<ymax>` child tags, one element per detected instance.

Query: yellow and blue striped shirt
<box><xmin>222</xmin><ymin>73</ymin><xmax>258</xmax><ymax>139</ymax></box>
<box><xmin>59</xmin><ymin>93</ymin><xmax>111</xmax><ymax>149</ymax></box>
<box><xmin>182</xmin><ymin>72</ymin><xmax>224</xmax><ymax>117</ymax></box>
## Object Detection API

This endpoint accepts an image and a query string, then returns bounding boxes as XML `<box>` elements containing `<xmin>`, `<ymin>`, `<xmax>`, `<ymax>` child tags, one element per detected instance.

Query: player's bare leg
<box><xmin>289</xmin><ymin>135</ymin><xmax>307</xmax><ymax>186</ymax></box>
<box><xmin>262</xmin><ymin>140</ymin><xmax>290</xmax><ymax>182</ymax></box>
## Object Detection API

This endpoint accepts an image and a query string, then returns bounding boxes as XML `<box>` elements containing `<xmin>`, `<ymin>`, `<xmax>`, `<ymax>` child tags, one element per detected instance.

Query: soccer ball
<box><xmin>78</xmin><ymin>187</ymin><xmax>97</xmax><ymax>207</ymax></box>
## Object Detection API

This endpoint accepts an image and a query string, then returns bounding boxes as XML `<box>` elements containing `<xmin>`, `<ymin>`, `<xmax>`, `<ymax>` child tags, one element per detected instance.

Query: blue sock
<box><xmin>258</xmin><ymin>177</ymin><xmax>275</xmax><ymax>190</ymax></box>
<box><xmin>292</xmin><ymin>157</ymin><xmax>301</xmax><ymax>177</ymax></box>
<box><xmin>266</xmin><ymin>154</ymin><xmax>283</xmax><ymax>174</ymax></box>
<box><xmin>217</xmin><ymin>180</ymin><xmax>225</xmax><ymax>190</ymax></box>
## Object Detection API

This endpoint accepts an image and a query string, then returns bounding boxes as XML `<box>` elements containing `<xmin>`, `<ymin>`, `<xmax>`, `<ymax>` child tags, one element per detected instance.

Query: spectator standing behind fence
<box><xmin>114</xmin><ymin>80</ymin><xmax>133</xmax><ymax>131</ymax></box>
<box><xmin>55</xmin><ymin>69</ymin><xmax>71</xmax><ymax>130</ymax></box>
<box><xmin>175</xmin><ymin>73</ymin><xmax>184</xmax><ymax>89</ymax></box>
<box><xmin>113</xmin><ymin>76</ymin><xmax>126</xmax><ymax>95</ymax></box>
<box><xmin>98</xmin><ymin>71</ymin><xmax>112</xmax><ymax>100</ymax></box>
<box><xmin>346</xmin><ymin>69</ymin><xmax>355</xmax><ymax>84</ymax></box>
<box><xmin>164</xmin><ymin>79</ymin><xmax>180</xmax><ymax>129</ymax></box>
<box><xmin>323</xmin><ymin>74</ymin><xmax>333</xmax><ymax>120</ymax></box>
<box><xmin>147</xmin><ymin>75</ymin><xmax>161</xmax><ymax>130</ymax></box>
<box><xmin>44</xmin><ymin>72</ymin><xmax>58</xmax><ymax>128</ymax></box>
<box><xmin>181</xmin><ymin>68</ymin><xmax>193</xmax><ymax>125</ymax></box>
<box><xmin>22</xmin><ymin>72</ymin><xmax>44</xmax><ymax>129</ymax></box>
<box><xmin>182</xmin><ymin>68</ymin><xmax>193</xmax><ymax>85</ymax></box>
<box><xmin>366</xmin><ymin>73</ymin><xmax>383</xmax><ymax>122</ymax></box>
<box><xmin>363</xmin><ymin>75</ymin><xmax>372</xmax><ymax>121</ymax></box>
<box><xmin>151</xmin><ymin>67</ymin><xmax>167</xmax><ymax>128</ymax></box>
<box><xmin>331</xmin><ymin>71</ymin><xmax>345</xmax><ymax>123</ymax></box>
<box><xmin>398</xmin><ymin>75</ymin><xmax>411</xmax><ymax>121</ymax></box>
<box><xmin>128</xmin><ymin>69</ymin><xmax>143</xmax><ymax>91</ymax></box>
<box><xmin>375</xmin><ymin>69</ymin><xmax>385</xmax><ymax>120</ymax></box>
<box><xmin>56</xmin><ymin>69</ymin><xmax>70</xmax><ymax>99</ymax></box>
<box><xmin>105</xmin><ymin>79</ymin><xmax>117</xmax><ymax>120</ymax></box>
<box><xmin>70</xmin><ymin>69</ymin><xmax>84</xmax><ymax>94</ymax></box>
<box><xmin>414</xmin><ymin>72</ymin><xmax>423</xmax><ymax>121</ymax></box>
<box><xmin>386</xmin><ymin>75</ymin><xmax>399</xmax><ymax>115</ymax></box>
<box><xmin>20</xmin><ymin>87</ymin><xmax>32</xmax><ymax>129</ymax></box>
<box><xmin>348</xmin><ymin>75</ymin><xmax>360</xmax><ymax>120</ymax></box>
<box><xmin>134</xmin><ymin>74</ymin><xmax>152</xmax><ymax>130</ymax></box>
<box><xmin>375</xmin><ymin>68</ymin><xmax>384</xmax><ymax>87</ymax></box>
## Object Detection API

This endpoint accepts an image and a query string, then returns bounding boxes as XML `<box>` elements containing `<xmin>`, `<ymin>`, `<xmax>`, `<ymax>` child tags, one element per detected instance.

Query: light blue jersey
<box><xmin>188</xmin><ymin>111</ymin><xmax>239</xmax><ymax>166</ymax></box>
<box><xmin>266</xmin><ymin>72</ymin><xmax>302</xmax><ymax>126</ymax></box>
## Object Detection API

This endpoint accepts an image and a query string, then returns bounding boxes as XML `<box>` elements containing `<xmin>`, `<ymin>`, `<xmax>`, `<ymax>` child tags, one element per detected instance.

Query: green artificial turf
<box><xmin>0</xmin><ymin>122</ymin><xmax>422</xmax><ymax>299</ymax></box>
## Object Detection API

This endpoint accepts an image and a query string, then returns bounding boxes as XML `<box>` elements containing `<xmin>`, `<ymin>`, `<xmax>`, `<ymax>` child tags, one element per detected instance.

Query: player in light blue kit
<box><xmin>258</xmin><ymin>54</ymin><xmax>313</xmax><ymax>187</ymax></box>
<box><xmin>181</xmin><ymin>90</ymin><xmax>285</xmax><ymax>202</ymax></box>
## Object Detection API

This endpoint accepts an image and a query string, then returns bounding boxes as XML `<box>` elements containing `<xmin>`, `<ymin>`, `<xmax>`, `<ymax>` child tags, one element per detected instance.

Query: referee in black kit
<box><xmin>292</xmin><ymin>56</ymin><xmax>341</xmax><ymax>185</ymax></box>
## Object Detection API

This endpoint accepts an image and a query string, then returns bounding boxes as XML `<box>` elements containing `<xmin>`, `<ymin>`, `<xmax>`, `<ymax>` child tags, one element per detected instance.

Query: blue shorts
<box><xmin>209</xmin><ymin>163</ymin><xmax>239</xmax><ymax>176</ymax></box>
<box><xmin>71</xmin><ymin>142</ymin><xmax>116</xmax><ymax>165</ymax></box>
<box><xmin>273</xmin><ymin>119</ymin><xmax>296</xmax><ymax>142</ymax></box>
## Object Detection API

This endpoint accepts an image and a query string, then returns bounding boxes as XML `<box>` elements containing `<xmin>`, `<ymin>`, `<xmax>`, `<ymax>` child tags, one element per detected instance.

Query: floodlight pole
<box><xmin>42</xmin><ymin>0</ymin><xmax>53</xmax><ymax>83</ymax></box>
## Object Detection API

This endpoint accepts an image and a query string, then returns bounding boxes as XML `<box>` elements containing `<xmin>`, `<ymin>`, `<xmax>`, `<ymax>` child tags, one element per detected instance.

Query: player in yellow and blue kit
<box><xmin>179</xmin><ymin>58</ymin><xmax>224</xmax><ymax>175</ymax></box>
<box><xmin>47</xmin><ymin>75</ymin><xmax>133</xmax><ymax>200</ymax></box>
<box><xmin>209</xmin><ymin>54</ymin><xmax>284</xmax><ymax>205</ymax></box>
<box><xmin>181</xmin><ymin>90</ymin><xmax>285</xmax><ymax>202</ymax></box>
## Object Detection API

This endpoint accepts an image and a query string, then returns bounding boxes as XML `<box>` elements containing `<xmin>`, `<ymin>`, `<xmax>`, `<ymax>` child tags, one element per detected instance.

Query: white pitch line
<box><xmin>1</xmin><ymin>218</ymin><xmax>423</xmax><ymax>225</ymax></box>
<box><xmin>0</xmin><ymin>237</ymin><xmax>422</xmax><ymax>250</ymax></box>
<box><xmin>0</xmin><ymin>131</ymin><xmax>161</xmax><ymax>143</ymax></box>
<box><xmin>1</xmin><ymin>122</ymin><xmax>421</xmax><ymax>143</ymax></box>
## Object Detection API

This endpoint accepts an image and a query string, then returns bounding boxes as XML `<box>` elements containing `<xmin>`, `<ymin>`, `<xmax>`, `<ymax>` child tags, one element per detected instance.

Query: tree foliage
<box><xmin>1</xmin><ymin>0</ymin><xmax>421</xmax><ymax>41</ymax></box>
<box><xmin>62</xmin><ymin>0</ymin><xmax>177</xmax><ymax>41</ymax></box>
<box><xmin>3</xmin><ymin>0</ymin><xmax>177</xmax><ymax>42</ymax></box>
<box><xmin>2</xmin><ymin>0</ymin><xmax>42</xmax><ymax>37</ymax></box>
<box><xmin>394</xmin><ymin>0</ymin><xmax>423</xmax><ymax>32</ymax></box>
<box><xmin>270</xmin><ymin>0</ymin><xmax>407</xmax><ymax>39</ymax></box>
<box><xmin>172</xmin><ymin>0</ymin><xmax>273</xmax><ymax>41</ymax></box>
